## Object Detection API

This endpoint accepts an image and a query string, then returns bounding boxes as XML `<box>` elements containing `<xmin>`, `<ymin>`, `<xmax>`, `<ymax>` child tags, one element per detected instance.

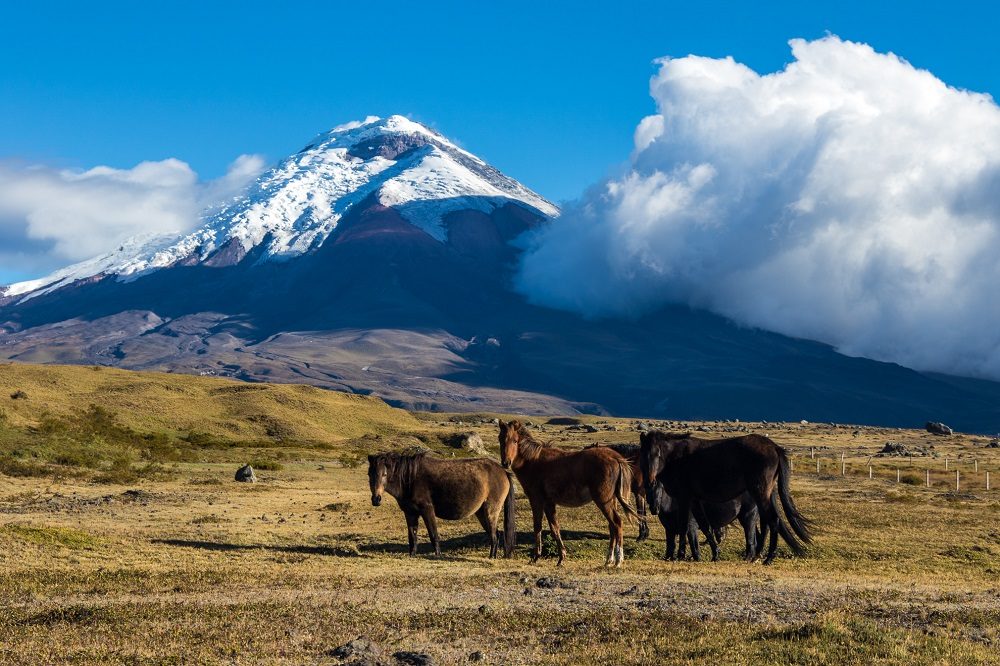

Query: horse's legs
<box><xmin>596</xmin><ymin>498</ymin><xmax>625</xmax><ymax>567</ymax></box>
<box><xmin>529</xmin><ymin>497</ymin><xmax>544</xmax><ymax>563</ymax></box>
<box><xmin>659</xmin><ymin>513</ymin><xmax>675</xmax><ymax>561</ymax></box>
<box><xmin>636</xmin><ymin>492</ymin><xmax>649</xmax><ymax>542</ymax></box>
<box><xmin>674</xmin><ymin>497</ymin><xmax>693</xmax><ymax>561</ymax></box>
<box><xmin>543</xmin><ymin>502</ymin><xmax>567</xmax><ymax>567</ymax></box>
<box><xmin>476</xmin><ymin>504</ymin><xmax>498</xmax><ymax>559</ymax></box>
<box><xmin>753</xmin><ymin>489</ymin><xmax>780</xmax><ymax>564</ymax></box>
<box><xmin>420</xmin><ymin>507</ymin><xmax>441</xmax><ymax>557</ymax></box>
<box><xmin>739</xmin><ymin>512</ymin><xmax>756</xmax><ymax>561</ymax></box>
<box><xmin>692</xmin><ymin>502</ymin><xmax>719</xmax><ymax>561</ymax></box>
<box><xmin>685</xmin><ymin>516</ymin><xmax>700</xmax><ymax>561</ymax></box>
<box><xmin>405</xmin><ymin>510</ymin><xmax>420</xmax><ymax>556</ymax></box>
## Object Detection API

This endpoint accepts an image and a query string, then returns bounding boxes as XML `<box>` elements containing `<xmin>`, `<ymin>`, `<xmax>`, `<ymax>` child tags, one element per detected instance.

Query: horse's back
<box><xmin>421</xmin><ymin>457</ymin><xmax>505</xmax><ymax>519</ymax></box>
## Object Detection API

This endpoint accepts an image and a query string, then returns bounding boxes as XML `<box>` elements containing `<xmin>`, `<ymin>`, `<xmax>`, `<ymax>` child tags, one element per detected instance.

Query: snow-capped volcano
<box><xmin>3</xmin><ymin>115</ymin><xmax>558</xmax><ymax>302</ymax></box>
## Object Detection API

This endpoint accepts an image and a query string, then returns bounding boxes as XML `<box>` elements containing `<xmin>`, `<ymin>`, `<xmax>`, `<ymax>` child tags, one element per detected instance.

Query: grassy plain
<box><xmin>0</xmin><ymin>363</ymin><xmax>998</xmax><ymax>665</ymax></box>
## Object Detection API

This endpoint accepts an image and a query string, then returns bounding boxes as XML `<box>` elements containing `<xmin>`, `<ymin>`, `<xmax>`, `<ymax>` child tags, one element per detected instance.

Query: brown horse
<box><xmin>368</xmin><ymin>451</ymin><xmax>516</xmax><ymax>558</ymax></box>
<box><xmin>592</xmin><ymin>443</ymin><xmax>650</xmax><ymax>541</ymax></box>
<box><xmin>498</xmin><ymin>421</ymin><xmax>637</xmax><ymax>567</ymax></box>
<box><xmin>639</xmin><ymin>431</ymin><xmax>812</xmax><ymax>564</ymax></box>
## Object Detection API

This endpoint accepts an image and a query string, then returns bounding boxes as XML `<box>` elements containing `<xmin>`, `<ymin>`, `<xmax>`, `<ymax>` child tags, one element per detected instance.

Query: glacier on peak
<box><xmin>3</xmin><ymin>115</ymin><xmax>558</xmax><ymax>303</ymax></box>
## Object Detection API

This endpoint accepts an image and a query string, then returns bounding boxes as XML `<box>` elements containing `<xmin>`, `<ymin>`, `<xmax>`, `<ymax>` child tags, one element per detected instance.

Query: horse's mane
<box><xmin>649</xmin><ymin>431</ymin><xmax>693</xmax><ymax>441</ymax></box>
<box><xmin>511</xmin><ymin>422</ymin><xmax>548</xmax><ymax>457</ymax></box>
<box><xmin>606</xmin><ymin>443</ymin><xmax>640</xmax><ymax>457</ymax></box>
<box><xmin>378</xmin><ymin>450</ymin><xmax>428</xmax><ymax>491</ymax></box>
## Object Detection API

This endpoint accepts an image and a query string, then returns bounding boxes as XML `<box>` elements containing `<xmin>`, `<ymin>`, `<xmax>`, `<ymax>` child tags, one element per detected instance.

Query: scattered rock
<box><xmin>536</xmin><ymin>576</ymin><xmax>575</xmax><ymax>590</ymax></box>
<box><xmin>328</xmin><ymin>636</ymin><xmax>382</xmax><ymax>661</ymax></box>
<box><xmin>9</xmin><ymin>390</ymin><xmax>27</xmax><ymax>400</ymax></box>
<box><xmin>547</xmin><ymin>417</ymin><xmax>582</xmax><ymax>426</ymax></box>
<box><xmin>988</xmin><ymin>440</ymin><xmax>999</xmax><ymax>449</ymax></box>
<box><xmin>393</xmin><ymin>651</ymin><xmax>433</xmax><ymax>666</ymax></box>
<box><xmin>234</xmin><ymin>464</ymin><xmax>257</xmax><ymax>483</ymax></box>
<box><xmin>445</xmin><ymin>432</ymin><xmax>487</xmax><ymax>455</ymax></box>
<box><xmin>926</xmin><ymin>422</ymin><xmax>953</xmax><ymax>436</ymax></box>
<box><xmin>468</xmin><ymin>651</ymin><xmax>484</xmax><ymax>662</ymax></box>
<box><xmin>877</xmin><ymin>442</ymin><xmax>910</xmax><ymax>457</ymax></box>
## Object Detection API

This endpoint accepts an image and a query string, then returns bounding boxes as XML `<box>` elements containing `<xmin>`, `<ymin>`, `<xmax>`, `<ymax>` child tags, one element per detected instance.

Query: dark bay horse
<box><xmin>499</xmin><ymin>421</ymin><xmax>637</xmax><ymax>566</ymax></box>
<box><xmin>639</xmin><ymin>431</ymin><xmax>812</xmax><ymax>564</ymax></box>
<box><xmin>368</xmin><ymin>451</ymin><xmax>516</xmax><ymax>558</ymax></box>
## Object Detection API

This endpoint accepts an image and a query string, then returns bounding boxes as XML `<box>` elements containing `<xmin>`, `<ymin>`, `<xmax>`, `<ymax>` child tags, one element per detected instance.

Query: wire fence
<box><xmin>791</xmin><ymin>448</ymin><xmax>993</xmax><ymax>492</ymax></box>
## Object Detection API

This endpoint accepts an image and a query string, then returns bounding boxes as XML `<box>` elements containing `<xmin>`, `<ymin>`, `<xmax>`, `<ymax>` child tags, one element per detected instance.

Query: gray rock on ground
<box><xmin>446</xmin><ymin>432</ymin><xmax>487</xmax><ymax>455</ymax></box>
<box><xmin>926</xmin><ymin>422</ymin><xmax>953</xmax><ymax>436</ymax></box>
<box><xmin>235</xmin><ymin>464</ymin><xmax>257</xmax><ymax>483</ymax></box>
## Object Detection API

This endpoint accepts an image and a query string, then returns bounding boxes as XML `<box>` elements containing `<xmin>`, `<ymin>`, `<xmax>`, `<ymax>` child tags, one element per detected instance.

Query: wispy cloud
<box><xmin>0</xmin><ymin>154</ymin><xmax>264</xmax><ymax>282</ymax></box>
<box><xmin>517</xmin><ymin>36</ymin><xmax>1000</xmax><ymax>380</ymax></box>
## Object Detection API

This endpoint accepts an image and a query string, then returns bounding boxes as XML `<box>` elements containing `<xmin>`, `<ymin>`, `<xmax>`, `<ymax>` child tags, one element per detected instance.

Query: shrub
<box><xmin>10</xmin><ymin>390</ymin><xmax>27</xmax><ymax>400</ymax></box>
<box><xmin>249</xmin><ymin>458</ymin><xmax>284</xmax><ymax>471</ymax></box>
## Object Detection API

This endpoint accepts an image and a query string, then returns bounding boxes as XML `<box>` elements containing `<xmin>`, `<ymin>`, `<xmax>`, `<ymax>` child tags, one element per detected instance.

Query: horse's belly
<box><xmin>555</xmin><ymin>487</ymin><xmax>592</xmax><ymax>507</ymax></box>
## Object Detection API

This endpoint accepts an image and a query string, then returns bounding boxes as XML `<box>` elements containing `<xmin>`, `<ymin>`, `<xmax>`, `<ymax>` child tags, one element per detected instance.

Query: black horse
<box><xmin>651</xmin><ymin>488</ymin><xmax>761</xmax><ymax>561</ymax></box>
<box><xmin>639</xmin><ymin>430</ymin><xmax>813</xmax><ymax>564</ymax></box>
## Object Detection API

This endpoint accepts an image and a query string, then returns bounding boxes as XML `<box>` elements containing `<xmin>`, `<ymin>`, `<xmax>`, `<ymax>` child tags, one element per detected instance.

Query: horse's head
<box><xmin>639</xmin><ymin>431</ymin><xmax>667</xmax><ymax>510</ymax></box>
<box><xmin>498</xmin><ymin>420</ymin><xmax>522</xmax><ymax>469</ymax></box>
<box><xmin>367</xmin><ymin>454</ymin><xmax>390</xmax><ymax>506</ymax></box>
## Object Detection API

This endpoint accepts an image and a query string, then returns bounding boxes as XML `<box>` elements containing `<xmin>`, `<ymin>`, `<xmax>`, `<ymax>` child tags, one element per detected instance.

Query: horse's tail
<box><xmin>503</xmin><ymin>471</ymin><xmax>517</xmax><ymax>558</ymax></box>
<box><xmin>777</xmin><ymin>447</ymin><xmax>813</xmax><ymax>545</ymax></box>
<box><xmin>615</xmin><ymin>459</ymin><xmax>640</xmax><ymax>523</ymax></box>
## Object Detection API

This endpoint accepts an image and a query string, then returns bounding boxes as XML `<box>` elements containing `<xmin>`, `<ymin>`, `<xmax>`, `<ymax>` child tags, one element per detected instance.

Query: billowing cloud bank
<box><xmin>0</xmin><ymin>154</ymin><xmax>264</xmax><ymax>280</ymax></box>
<box><xmin>517</xmin><ymin>36</ymin><xmax>1000</xmax><ymax>380</ymax></box>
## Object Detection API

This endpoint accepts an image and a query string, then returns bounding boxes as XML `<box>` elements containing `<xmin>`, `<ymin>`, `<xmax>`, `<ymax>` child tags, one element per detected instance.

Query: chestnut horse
<box><xmin>593</xmin><ymin>443</ymin><xmax>650</xmax><ymax>541</ymax></box>
<box><xmin>368</xmin><ymin>451</ymin><xmax>516</xmax><ymax>558</ymax></box>
<box><xmin>639</xmin><ymin>431</ymin><xmax>812</xmax><ymax>564</ymax></box>
<box><xmin>499</xmin><ymin>421</ymin><xmax>637</xmax><ymax>567</ymax></box>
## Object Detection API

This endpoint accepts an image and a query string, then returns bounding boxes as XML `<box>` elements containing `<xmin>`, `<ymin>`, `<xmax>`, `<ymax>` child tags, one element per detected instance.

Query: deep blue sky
<box><xmin>1</xmin><ymin>1</ymin><xmax>997</xmax><ymax>205</ymax></box>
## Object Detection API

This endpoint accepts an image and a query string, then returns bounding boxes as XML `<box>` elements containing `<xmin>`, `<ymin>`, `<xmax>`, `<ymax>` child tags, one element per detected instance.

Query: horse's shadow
<box><xmin>153</xmin><ymin>529</ymin><xmax>613</xmax><ymax>560</ymax></box>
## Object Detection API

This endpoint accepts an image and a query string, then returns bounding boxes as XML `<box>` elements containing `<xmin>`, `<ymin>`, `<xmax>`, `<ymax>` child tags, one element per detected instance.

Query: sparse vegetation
<box><xmin>0</xmin><ymin>364</ymin><xmax>997</xmax><ymax>664</ymax></box>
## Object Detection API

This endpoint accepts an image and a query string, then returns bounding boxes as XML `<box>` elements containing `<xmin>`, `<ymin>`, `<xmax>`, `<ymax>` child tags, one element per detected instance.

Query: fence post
<box><xmin>896</xmin><ymin>468</ymin><xmax>900</xmax><ymax>483</ymax></box>
<box><xmin>975</xmin><ymin>459</ymin><xmax>978</xmax><ymax>472</ymax></box>
<box><xmin>988</xmin><ymin>471</ymin><xmax>991</xmax><ymax>491</ymax></box>
<box><xmin>956</xmin><ymin>469</ymin><xmax>960</xmax><ymax>492</ymax></box>
<box><xmin>841</xmin><ymin>453</ymin><xmax>846</xmax><ymax>476</ymax></box>
<box><xmin>811</xmin><ymin>447</ymin><xmax>815</xmax><ymax>459</ymax></box>
<box><xmin>869</xmin><ymin>465</ymin><xmax>873</xmax><ymax>479</ymax></box>
<box><xmin>816</xmin><ymin>459</ymin><xmax>820</xmax><ymax>475</ymax></box>
<box><xmin>945</xmin><ymin>458</ymin><xmax>949</xmax><ymax>470</ymax></box>
<box><xmin>926</xmin><ymin>469</ymin><xmax>930</xmax><ymax>488</ymax></box>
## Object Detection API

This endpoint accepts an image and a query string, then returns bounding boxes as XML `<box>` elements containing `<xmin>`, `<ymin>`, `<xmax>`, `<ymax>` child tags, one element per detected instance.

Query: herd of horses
<box><xmin>367</xmin><ymin>421</ymin><xmax>813</xmax><ymax>566</ymax></box>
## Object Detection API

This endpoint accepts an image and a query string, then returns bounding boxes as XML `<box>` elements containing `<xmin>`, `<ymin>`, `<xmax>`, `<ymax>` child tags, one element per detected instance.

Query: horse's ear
<box><xmin>367</xmin><ymin>454</ymin><xmax>376</xmax><ymax>463</ymax></box>
<box><xmin>639</xmin><ymin>431</ymin><xmax>649</xmax><ymax>445</ymax></box>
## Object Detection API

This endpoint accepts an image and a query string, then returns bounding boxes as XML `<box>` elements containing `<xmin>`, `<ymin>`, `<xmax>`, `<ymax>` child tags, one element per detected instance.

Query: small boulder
<box><xmin>235</xmin><ymin>464</ymin><xmax>257</xmax><ymax>483</ymax></box>
<box><xmin>877</xmin><ymin>442</ymin><xmax>909</xmax><ymax>457</ymax></box>
<box><xmin>328</xmin><ymin>636</ymin><xmax>382</xmax><ymax>662</ymax></box>
<box><xmin>446</xmin><ymin>432</ymin><xmax>487</xmax><ymax>455</ymax></box>
<box><xmin>394</xmin><ymin>651</ymin><xmax>433</xmax><ymax>666</ymax></box>
<box><xmin>988</xmin><ymin>439</ymin><xmax>999</xmax><ymax>449</ymax></box>
<box><xmin>926</xmin><ymin>422</ymin><xmax>953</xmax><ymax>436</ymax></box>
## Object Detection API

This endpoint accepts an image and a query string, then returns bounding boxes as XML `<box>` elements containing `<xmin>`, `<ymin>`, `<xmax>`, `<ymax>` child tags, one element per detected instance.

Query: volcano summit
<box><xmin>4</xmin><ymin>116</ymin><xmax>1000</xmax><ymax>430</ymax></box>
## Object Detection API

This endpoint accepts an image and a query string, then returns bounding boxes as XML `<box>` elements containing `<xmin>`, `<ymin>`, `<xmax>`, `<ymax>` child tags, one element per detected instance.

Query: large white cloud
<box><xmin>517</xmin><ymin>36</ymin><xmax>1000</xmax><ymax>380</ymax></box>
<box><xmin>0</xmin><ymin>154</ymin><xmax>264</xmax><ymax>280</ymax></box>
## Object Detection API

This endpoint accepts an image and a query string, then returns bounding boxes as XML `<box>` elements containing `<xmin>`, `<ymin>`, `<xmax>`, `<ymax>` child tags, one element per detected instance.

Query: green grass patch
<box><xmin>3</xmin><ymin>524</ymin><xmax>102</xmax><ymax>550</ymax></box>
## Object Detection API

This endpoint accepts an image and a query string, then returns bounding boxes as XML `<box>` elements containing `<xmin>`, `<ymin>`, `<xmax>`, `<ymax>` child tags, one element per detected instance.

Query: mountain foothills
<box><xmin>3</xmin><ymin>116</ymin><xmax>1000</xmax><ymax>431</ymax></box>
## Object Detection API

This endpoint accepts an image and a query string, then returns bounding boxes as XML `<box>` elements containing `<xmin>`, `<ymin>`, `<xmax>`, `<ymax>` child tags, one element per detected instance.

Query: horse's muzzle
<box><xmin>371</xmin><ymin>494</ymin><xmax>382</xmax><ymax>507</ymax></box>
<box><xmin>501</xmin><ymin>461</ymin><xmax>511</xmax><ymax>470</ymax></box>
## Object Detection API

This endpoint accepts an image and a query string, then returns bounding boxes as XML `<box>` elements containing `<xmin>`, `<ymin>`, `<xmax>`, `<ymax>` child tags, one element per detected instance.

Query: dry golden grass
<box><xmin>0</xmin><ymin>365</ymin><xmax>998</xmax><ymax>664</ymax></box>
